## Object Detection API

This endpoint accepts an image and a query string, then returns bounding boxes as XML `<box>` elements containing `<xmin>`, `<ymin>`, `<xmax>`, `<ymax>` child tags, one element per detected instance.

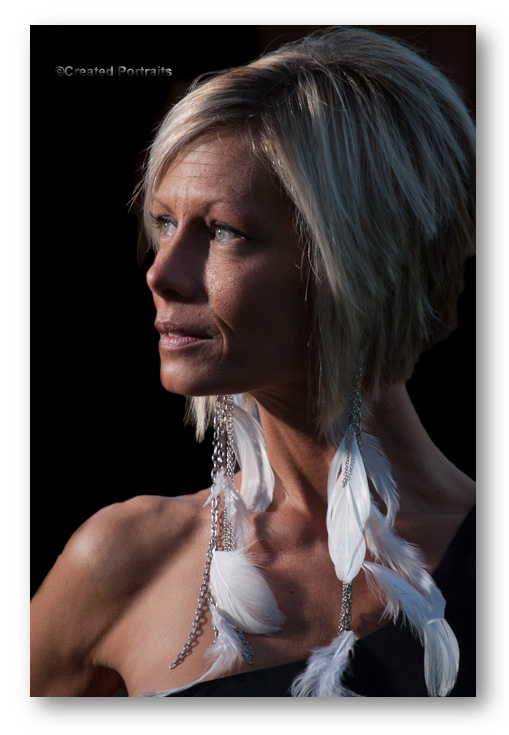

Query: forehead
<box><xmin>154</xmin><ymin>135</ymin><xmax>287</xmax><ymax>215</ymax></box>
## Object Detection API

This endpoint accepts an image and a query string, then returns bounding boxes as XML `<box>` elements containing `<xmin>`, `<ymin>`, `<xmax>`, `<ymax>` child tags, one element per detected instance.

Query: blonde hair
<box><xmin>141</xmin><ymin>27</ymin><xmax>475</xmax><ymax>438</ymax></box>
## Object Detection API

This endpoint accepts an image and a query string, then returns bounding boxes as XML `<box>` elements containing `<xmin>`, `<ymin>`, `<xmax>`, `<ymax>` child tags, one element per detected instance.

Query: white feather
<box><xmin>363</xmin><ymin>561</ymin><xmax>459</xmax><ymax>696</ymax></box>
<box><xmin>142</xmin><ymin>605</ymin><xmax>245</xmax><ymax>697</ymax></box>
<box><xmin>221</xmin><ymin>473</ymin><xmax>252</xmax><ymax>549</ymax></box>
<box><xmin>203</xmin><ymin>466</ymin><xmax>233</xmax><ymax>508</ymax></box>
<box><xmin>203</xmin><ymin>470</ymin><xmax>252</xmax><ymax>548</ymax></box>
<box><xmin>422</xmin><ymin>581</ymin><xmax>460</xmax><ymax>696</ymax></box>
<box><xmin>361</xmin><ymin>432</ymin><xmax>399</xmax><ymax>525</ymax></box>
<box><xmin>290</xmin><ymin>630</ymin><xmax>361</xmax><ymax>697</ymax></box>
<box><xmin>327</xmin><ymin>434</ymin><xmax>346</xmax><ymax>495</ymax></box>
<box><xmin>232</xmin><ymin>404</ymin><xmax>274</xmax><ymax>512</ymax></box>
<box><xmin>423</xmin><ymin>618</ymin><xmax>460</xmax><ymax>697</ymax></box>
<box><xmin>364</xmin><ymin>502</ymin><xmax>434</xmax><ymax>599</ymax></box>
<box><xmin>203</xmin><ymin>481</ymin><xmax>221</xmax><ymax>506</ymax></box>
<box><xmin>327</xmin><ymin>434</ymin><xmax>371</xmax><ymax>583</ymax></box>
<box><xmin>363</xmin><ymin>561</ymin><xmax>432</xmax><ymax>634</ymax></box>
<box><xmin>205</xmin><ymin>604</ymin><xmax>247</xmax><ymax>670</ymax></box>
<box><xmin>210</xmin><ymin>547</ymin><xmax>285</xmax><ymax>635</ymax></box>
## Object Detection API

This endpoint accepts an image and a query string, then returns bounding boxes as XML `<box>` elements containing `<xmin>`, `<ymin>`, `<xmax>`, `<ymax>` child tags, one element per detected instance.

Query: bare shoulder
<box><xmin>396</xmin><ymin>456</ymin><xmax>475</xmax><ymax>573</ymax></box>
<box><xmin>47</xmin><ymin>488</ymin><xmax>213</xmax><ymax>613</ymax></box>
<box><xmin>429</xmin><ymin>456</ymin><xmax>476</xmax><ymax>518</ymax></box>
<box><xmin>30</xmin><ymin>489</ymin><xmax>210</xmax><ymax>696</ymax></box>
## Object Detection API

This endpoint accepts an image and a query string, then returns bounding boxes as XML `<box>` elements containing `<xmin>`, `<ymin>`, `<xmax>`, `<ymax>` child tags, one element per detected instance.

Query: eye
<box><xmin>159</xmin><ymin>216</ymin><xmax>177</xmax><ymax>238</ymax></box>
<box><xmin>211</xmin><ymin>222</ymin><xmax>247</xmax><ymax>243</ymax></box>
<box><xmin>213</xmin><ymin>226</ymin><xmax>236</xmax><ymax>243</ymax></box>
<box><xmin>151</xmin><ymin>213</ymin><xmax>177</xmax><ymax>239</ymax></box>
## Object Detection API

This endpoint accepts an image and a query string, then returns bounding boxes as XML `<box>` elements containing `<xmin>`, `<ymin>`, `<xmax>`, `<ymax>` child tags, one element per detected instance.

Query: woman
<box><xmin>30</xmin><ymin>27</ymin><xmax>475</xmax><ymax>697</ymax></box>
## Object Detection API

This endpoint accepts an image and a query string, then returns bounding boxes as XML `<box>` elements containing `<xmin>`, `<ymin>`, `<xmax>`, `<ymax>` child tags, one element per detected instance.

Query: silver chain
<box><xmin>218</xmin><ymin>395</ymin><xmax>235</xmax><ymax>552</ymax></box>
<box><xmin>211</xmin><ymin>396</ymin><xmax>254</xmax><ymax>664</ymax></box>
<box><xmin>168</xmin><ymin>492</ymin><xmax>219</xmax><ymax>669</ymax></box>
<box><xmin>338</xmin><ymin>421</ymin><xmax>355</xmax><ymax>636</ymax></box>
<box><xmin>167</xmin><ymin>397</ymin><xmax>229</xmax><ymax>670</ymax></box>
<box><xmin>338</xmin><ymin>582</ymin><xmax>354</xmax><ymax>634</ymax></box>
<box><xmin>337</xmin><ymin>367</ymin><xmax>363</xmax><ymax>636</ymax></box>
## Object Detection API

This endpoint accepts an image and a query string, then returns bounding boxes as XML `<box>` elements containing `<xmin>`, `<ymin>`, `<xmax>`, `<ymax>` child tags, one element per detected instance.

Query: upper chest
<box><xmin>94</xmin><ymin>500</ymin><xmax>470</xmax><ymax>695</ymax></box>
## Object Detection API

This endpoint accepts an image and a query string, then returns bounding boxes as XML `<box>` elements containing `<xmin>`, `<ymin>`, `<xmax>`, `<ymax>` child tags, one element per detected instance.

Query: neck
<box><xmin>254</xmin><ymin>406</ymin><xmax>327</xmax><ymax>511</ymax></box>
<box><xmin>253</xmin><ymin>382</ymin><xmax>444</xmax><ymax>517</ymax></box>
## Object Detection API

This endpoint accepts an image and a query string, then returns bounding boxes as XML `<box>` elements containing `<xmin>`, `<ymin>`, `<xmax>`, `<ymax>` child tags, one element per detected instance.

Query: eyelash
<box><xmin>150</xmin><ymin>214</ymin><xmax>248</xmax><ymax>242</ymax></box>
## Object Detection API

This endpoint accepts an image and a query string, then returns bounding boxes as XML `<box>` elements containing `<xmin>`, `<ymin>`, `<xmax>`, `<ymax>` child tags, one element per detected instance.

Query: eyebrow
<box><xmin>152</xmin><ymin>196</ymin><xmax>258</xmax><ymax>217</ymax></box>
<box><xmin>152</xmin><ymin>198</ymin><xmax>173</xmax><ymax>212</ymax></box>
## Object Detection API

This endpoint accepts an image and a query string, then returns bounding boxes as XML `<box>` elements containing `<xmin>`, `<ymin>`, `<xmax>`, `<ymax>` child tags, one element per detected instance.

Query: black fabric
<box><xmin>167</xmin><ymin>507</ymin><xmax>475</xmax><ymax>697</ymax></box>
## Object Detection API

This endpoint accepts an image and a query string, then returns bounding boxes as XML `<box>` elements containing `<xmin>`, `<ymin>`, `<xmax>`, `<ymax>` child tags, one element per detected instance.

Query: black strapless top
<box><xmin>167</xmin><ymin>507</ymin><xmax>475</xmax><ymax>697</ymax></box>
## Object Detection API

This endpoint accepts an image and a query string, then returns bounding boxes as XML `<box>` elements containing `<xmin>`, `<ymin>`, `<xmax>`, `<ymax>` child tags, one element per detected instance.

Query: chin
<box><xmin>160</xmin><ymin>373</ymin><xmax>201</xmax><ymax>397</ymax></box>
<box><xmin>159</xmin><ymin>367</ymin><xmax>226</xmax><ymax>398</ymax></box>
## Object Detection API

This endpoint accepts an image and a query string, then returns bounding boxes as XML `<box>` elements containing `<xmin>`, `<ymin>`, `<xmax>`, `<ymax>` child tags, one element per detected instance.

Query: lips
<box><xmin>155</xmin><ymin>319</ymin><xmax>211</xmax><ymax>350</ymax></box>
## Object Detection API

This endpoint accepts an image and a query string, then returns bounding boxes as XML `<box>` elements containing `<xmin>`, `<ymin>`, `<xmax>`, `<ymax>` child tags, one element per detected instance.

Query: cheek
<box><xmin>208</xmin><ymin>256</ymin><xmax>307</xmax><ymax>350</ymax></box>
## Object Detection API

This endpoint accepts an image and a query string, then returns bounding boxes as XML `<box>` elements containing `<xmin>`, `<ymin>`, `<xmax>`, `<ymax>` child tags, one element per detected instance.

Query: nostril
<box><xmin>145</xmin><ymin>249</ymin><xmax>199</xmax><ymax>302</ymax></box>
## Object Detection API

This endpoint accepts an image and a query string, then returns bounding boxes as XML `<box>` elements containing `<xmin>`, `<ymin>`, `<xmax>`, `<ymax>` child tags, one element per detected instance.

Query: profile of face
<box><xmin>146</xmin><ymin>135</ymin><xmax>309</xmax><ymax>404</ymax></box>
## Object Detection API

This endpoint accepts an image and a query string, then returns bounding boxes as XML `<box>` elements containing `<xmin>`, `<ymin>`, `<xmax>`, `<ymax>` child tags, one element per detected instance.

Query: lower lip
<box><xmin>159</xmin><ymin>333</ymin><xmax>208</xmax><ymax>351</ymax></box>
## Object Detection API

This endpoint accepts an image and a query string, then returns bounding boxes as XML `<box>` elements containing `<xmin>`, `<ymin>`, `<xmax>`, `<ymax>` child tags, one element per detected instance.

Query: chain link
<box><xmin>167</xmin><ymin>397</ymin><xmax>230</xmax><ymax>670</ymax></box>
<box><xmin>219</xmin><ymin>395</ymin><xmax>235</xmax><ymax>552</ymax></box>
<box><xmin>337</xmin><ymin>367</ymin><xmax>363</xmax><ymax>634</ymax></box>
<box><xmin>338</xmin><ymin>582</ymin><xmax>354</xmax><ymax>634</ymax></box>
<box><xmin>168</xmin><ymin>492</ymin><xmax>219</xmax><ymax>669</ymax></box>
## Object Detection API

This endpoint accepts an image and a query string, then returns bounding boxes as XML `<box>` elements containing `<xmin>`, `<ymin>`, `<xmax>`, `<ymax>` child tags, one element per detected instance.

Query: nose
<box><xmin>146</xmin><ymin>232</ymin><xmax>202</xmax><ymax>302</ymax></box>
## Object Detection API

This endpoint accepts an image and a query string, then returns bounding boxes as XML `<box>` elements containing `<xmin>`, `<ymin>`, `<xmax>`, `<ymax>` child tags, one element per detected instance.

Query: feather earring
<box><xmin>293</xmin><ymin>373</ymin><xmax>370</xmax><ymax>697</ymax></box>
<box><xmin>231</xmin><ymin>402</ymin><xmax>274</xmax><ymax>512</ymax></box>
<box><xmin>145</xmin><ymin>395</ymin><xmax>284</xmax><ymax>697</ymax></box>
<box><xmin>361</xmin><ymin>432</ymin><xmax>399</xmax><ymax>525</ymax></box>
<box><xmin>207</xmin><ymin>396</ymin><xmax>284</xmax><ymax>662</ymax></box>
<box><xmin>362</xmin><ymin>561</ymin><xmax>459</xmax><ymax>696</ymax></box>
<box><xmin>292</xmin><ymin>369</ymin><xmax>460</xmax><ymax>697</ymax></box>
<box><xmin>290</xmin><ymin>630</ymin><xmax>360</xmax><ymax>697</ymax></box>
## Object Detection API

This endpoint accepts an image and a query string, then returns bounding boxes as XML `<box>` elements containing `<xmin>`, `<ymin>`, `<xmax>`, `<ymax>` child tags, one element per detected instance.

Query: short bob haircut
<box><xmin>141</xmin><ymin>27</ymin><xmax>475</xmax><ymax>438</ymax></box>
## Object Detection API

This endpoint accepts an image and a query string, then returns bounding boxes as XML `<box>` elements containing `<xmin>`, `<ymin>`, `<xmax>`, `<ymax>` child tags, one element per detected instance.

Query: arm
<box><xmin>30</xmin><ymin>507</ymin><xmax>129</xmax><ymax>696</ymax></box>
<box><xmin>31</xmin><ymin>493</ymin><xmax>206</xmax><ymax>696</ymax></box>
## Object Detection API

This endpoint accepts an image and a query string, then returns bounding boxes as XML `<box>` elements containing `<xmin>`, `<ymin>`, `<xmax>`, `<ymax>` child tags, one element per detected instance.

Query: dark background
<box><xmin>30</xmin><ymin>25</ymin><xmax>475</xmax><ymax>597</ymax></box>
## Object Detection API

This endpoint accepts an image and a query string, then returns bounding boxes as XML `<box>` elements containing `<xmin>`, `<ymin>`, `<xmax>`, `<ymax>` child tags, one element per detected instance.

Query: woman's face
<box><xmin>146</xmin><ymin>134</ymin><xmax>309</xmax><ymax>403</ymax></box>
